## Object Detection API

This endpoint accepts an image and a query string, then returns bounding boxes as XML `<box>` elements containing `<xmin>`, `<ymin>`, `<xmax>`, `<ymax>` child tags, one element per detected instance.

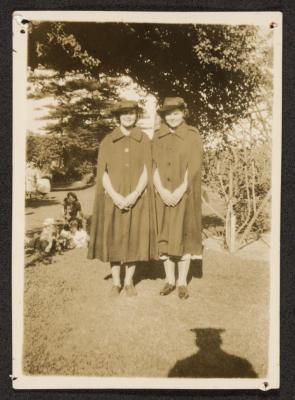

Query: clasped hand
<box><xmin>111</xmin><ymin>190</ymin><xmax>139</xmax><ymax>210</ymax></box>
<box><xmin>159</xmin><ymin>171</ymin><xmax>188</xmax><ymax>207</ymax></box>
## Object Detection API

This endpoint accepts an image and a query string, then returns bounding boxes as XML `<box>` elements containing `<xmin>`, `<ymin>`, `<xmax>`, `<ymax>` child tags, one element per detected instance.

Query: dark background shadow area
<box><xmin>202</xmin><ymin>214</ymin><xmax>225</xmax><ymax>239</ymax></box>
<box><xmin>187</xmin><ymin>258</ymin><xmax>203</xmax><ymax>282</ymax></box>
<box><xmin>25</xmin><ymin>197</ymin><xmax>60</xmax><ymax>208</ymax></box>
<box><xmin>168</xmin><ymin>328</ymin><xmax>258</xmax><ymax>378</ymax></box>
<box><xmin>202</xmin><ymin>214</ymin><xmax>224</xmax><ymax>229</ymax></box>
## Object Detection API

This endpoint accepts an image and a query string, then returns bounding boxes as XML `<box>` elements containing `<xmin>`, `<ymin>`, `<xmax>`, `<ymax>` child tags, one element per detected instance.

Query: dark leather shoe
<box><xmin>178</xmin><ymin>285</ymin><xmax>189</xmax><ymax>299</ymax></box>
<box><xmin>160</xmin><ymin>283</ymin><xmax>175</xmax><ymax>296</ymax></box>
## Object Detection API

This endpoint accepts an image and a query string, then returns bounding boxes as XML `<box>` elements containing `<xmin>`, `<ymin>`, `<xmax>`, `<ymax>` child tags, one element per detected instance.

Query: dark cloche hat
<box><xmin>158</xmin><ymin>97</ymin><xmax>186</xmax><ymax>114</ymax></box>
<box><xmin>111</xmin><ymin>99</ymin><xmax>143</xmax><ymax>115</ymax></box>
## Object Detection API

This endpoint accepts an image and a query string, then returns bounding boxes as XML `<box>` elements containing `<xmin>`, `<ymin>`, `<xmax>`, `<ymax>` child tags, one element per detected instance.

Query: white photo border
<box><xmin>12</xmin><ymin>10</ymin><xmax>282</xmax><ymax>390</ymax></box>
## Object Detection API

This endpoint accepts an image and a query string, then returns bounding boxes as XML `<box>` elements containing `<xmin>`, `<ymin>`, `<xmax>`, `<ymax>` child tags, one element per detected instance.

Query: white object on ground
<box><xmin>71</xmin><ymin>229</ymin><xmax>89</xmax><ymax>249</ymax></box>
<box><xmin>37</xmin><ymin>178</ymin><xmax>51</xmax><ymax>194</ymax></box>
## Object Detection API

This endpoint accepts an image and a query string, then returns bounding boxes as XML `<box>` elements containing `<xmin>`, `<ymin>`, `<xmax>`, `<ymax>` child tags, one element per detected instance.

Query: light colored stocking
<box><xmin>177</xmin><ymin>257</ymin><xmax>191</xmax><ymax>286</ymax></box>
<box><xmin>164</xmin><ymin>258</ymin><xmax>176</xmax><ymax>285</ymax></box>
<box><xmin>111</xmin><ymin>264</ymin><xmax>121</xmax><ymax>287</ymax></box>
<box><xmin>124</xmin><ymin>264</ymin><xmax>136</xmax><ymax>286</ymax></box>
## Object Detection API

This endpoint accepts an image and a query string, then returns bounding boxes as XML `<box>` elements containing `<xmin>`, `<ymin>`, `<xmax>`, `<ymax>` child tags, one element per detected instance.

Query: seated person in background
<box><xmin>64</xmin><ymin>204</ymin><xmax>74</xmax><ymax>224</ymax></box>
<box><xmin>68</xmin><ymin>219</ymin><xmax>89</xmax><ymax>249</ymax></box>
<box><xmin>38</xmin><ymin>217</ymin><xmax>57</xmax><ymax>255</ymax></box>
<box><xmin>26</xmin><ymin>218</ymin><xmax>58</xmax><ymax>266</ymax></box>
<box><xmin>58</xmin><ymin>224</ymin><xmax>72</xmax><ymax>250</ymax></box>
<box><xmin>62</xmin><ymin>192</ymin><xmax>84</xmax><ymax>229</ymax></box>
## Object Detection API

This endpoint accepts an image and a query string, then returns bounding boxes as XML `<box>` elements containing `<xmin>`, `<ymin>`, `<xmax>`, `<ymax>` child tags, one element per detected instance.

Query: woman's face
<box><xmin>164</xmin><ymin>108</ymin><xmax>185</xmax><ymax>129</ymax></box>
<box><xmin>68</xmin><ymin>195</ymin><xmax>75</xmax><ymax>203</ymax></box>
<box><xmin>119</xmin><ymin>110</ymin><xmax>137</xmax><ymax>128</ymax></box>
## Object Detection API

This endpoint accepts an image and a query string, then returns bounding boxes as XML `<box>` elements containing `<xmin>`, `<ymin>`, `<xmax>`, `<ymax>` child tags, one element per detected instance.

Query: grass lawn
<box><xmin>23</xmin><ymin>187</ymin><xmax>269</xmax><ymax>377</ymax></box>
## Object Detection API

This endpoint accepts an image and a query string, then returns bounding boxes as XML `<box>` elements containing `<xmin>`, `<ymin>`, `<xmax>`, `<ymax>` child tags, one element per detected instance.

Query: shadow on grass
<box><xmin>103</xmin><ymin>261</ymin><xmax>166</xmax><ymax>284</ymax></box>
<box><xmin>104</xmin><ymin>259</ymin><xmax>203</xmax><ymax>285</ymax></box>
<box><xmin>202</xmin><ymin>214</ymin><xmax>224</xmax><ymax>229</ymax></box>
<box><xmin>133</xmin><ymin>259</ymin><xmax>203</xmax><ymax>285</ymax></box>
<box><xmin>133</xmin><ymin>260</ymin><xmax>165</xmax><ymax>285</ymax></box>
<box><xmin>26</xmin><ymin>227</ymin><xmax>42</xmax><ymax>237</ymax></box>
<box><xmin>25</xmin><ymin>197</ymin><xmax>60</xmax><ymax>208</ymax></box>
<box><xmin>187</xmin><ymin>259</ymin><xmax>203</xmax><ymax>282</ymax></box>
<box><xmin>168</xmin><ymin>328</ymin><xmax>258</xmax><ymax>378</ymax></box>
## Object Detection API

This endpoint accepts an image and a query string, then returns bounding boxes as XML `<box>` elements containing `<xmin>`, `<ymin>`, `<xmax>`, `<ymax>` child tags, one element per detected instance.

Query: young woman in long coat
<box><xmin>153</xmin><ymin>97</ymin><xmax>203</xmax><ymax>299</ymax></box>
<box><xmin>88</xmin><ymin>100</ymin><xmax>157</xmax><ymax>296</ymax></box>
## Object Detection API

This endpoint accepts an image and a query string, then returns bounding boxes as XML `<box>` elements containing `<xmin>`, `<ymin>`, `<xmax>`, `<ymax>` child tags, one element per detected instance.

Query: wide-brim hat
<box><xmin>157</xmin><ymin>97</ymin><xmax>186</xmax><ymax>114</ymax></box>
<box><xmin>111</xmin><ymin>99</ymin><xmax>143</xmax><ymax>115</ymax></box>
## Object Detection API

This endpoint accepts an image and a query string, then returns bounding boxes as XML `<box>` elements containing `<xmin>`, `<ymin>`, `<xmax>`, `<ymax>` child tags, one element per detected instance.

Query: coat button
<box><xmin>167</xmin><ymin>177</ymin><xmax>171</xmax><ymax>182</ymax></box>
<box><xmin>124</xmin><ymin>148</ymin><xmax>129</xmax><ymax>153</ymax></box>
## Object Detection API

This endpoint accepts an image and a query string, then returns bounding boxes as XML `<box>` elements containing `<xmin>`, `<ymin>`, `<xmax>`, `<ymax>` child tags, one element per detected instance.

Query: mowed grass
<box><xmin>23</xmin><ymin>248</ymin><xmax>269</xmax><ymax>377</ymax></box>
<box><xmin>23</xmin><ymin>187</ymin><xmax>269</xmax><ymax>377</ymax></box>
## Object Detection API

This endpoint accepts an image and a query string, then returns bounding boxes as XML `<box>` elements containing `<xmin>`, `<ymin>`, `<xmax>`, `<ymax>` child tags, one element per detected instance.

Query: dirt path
<box><xmin>25</xmin><ymin>186</ymin><xmax>95</xmax><ymax>232</ymax></box>
<box><xmin>24</xmin><ymin>187</ymin><xmax>269</xmax><ymax>377</ymax></box>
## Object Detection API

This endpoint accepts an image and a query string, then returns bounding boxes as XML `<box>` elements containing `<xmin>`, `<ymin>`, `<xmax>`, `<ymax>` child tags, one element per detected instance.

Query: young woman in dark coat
<box><xmin>88</xmin><ymin>100</ymin><xmax>157</xmax><ymax>296</ymax></box>
<box><xmin>152</xmin><ymin>97</ymin><xmax>203</xmax><ymax>299</ymax></box>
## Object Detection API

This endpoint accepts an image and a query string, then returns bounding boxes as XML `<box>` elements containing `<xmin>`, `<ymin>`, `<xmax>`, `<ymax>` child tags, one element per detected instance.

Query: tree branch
<box><xmin>238</xmin><ymin>189</ymin><xmax>271</xmax><ymax>246</ymax></box>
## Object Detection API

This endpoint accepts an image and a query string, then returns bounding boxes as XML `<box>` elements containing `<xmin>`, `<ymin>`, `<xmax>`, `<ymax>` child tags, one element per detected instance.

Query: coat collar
<box><xmin>157</xmin><ymin>122</ymin><xmax>188</xmax><ymax>140</ymax></box>
<box><xmin>111</xmin><ymin>126</ymin><xmax>143</xmax><ymax>142</ymax></box>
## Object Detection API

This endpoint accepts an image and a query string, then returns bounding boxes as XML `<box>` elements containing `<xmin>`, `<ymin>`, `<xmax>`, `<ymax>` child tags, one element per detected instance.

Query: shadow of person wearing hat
<box><xmin>168</xmin><ymin>328</ymin><xmax>257</xmax><ymax>378</ymax></box>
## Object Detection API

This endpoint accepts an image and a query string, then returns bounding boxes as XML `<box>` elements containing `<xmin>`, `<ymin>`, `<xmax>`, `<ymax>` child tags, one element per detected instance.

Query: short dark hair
<box><xmin>114</xmin><ymin>109</ymin><xmax>142</xmax><ymax>124</ymax></box>
<box><xmin>69</xmin><ymin>220</ymin><xmax>79</xmax><ymax>228</ymax></box>
<box><xmin>66</xmin><ymin>192</ymin><xmax>78</xmax><ymax>201</ymax></box>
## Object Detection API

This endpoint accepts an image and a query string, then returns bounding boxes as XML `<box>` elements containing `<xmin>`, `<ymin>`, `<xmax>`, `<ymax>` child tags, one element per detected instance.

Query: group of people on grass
<box><xmin>26</xmin><ymin>97</ymin><xmax>203</xmax><ymax>299</ymax></box>
<box><xmin>25</xmin><ymin>192</ymin><xmax>89</xmax><ymax>266</ymax></box>
<box><xmin>88</xmin><ymin>96</ymin><xmax>203</xmax><ymax>300</ymax></box>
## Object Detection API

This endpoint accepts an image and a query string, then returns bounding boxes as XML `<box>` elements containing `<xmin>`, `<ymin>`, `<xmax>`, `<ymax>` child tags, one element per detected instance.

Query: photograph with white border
<box><xmin>12</xmin><ymin>10</ymin><xmax>281</xmax><ymax>390</ymax></box>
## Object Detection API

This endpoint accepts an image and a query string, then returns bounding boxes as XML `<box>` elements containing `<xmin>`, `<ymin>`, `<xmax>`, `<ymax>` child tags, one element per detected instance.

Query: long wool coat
<box><xmin>152</xmin><ymin>121</ymin><xmax>203</xmax><ymax>257</ymax></box>
<box><xmin>87</xmin><ymin>126</ymin><xmax>157</xmax><ymax>263</ymax></box>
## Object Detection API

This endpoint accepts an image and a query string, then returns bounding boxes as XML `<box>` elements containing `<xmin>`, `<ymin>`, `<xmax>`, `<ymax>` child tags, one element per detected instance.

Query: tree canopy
<box><xmin>28</xmin><ymin>21</ymin><xmax>272</xmax><ymax>134</ymax></box>
<box><xmin>27</xmin><ymin>21</ymin><xmax>273</xmax><ymax>247</ymax></box>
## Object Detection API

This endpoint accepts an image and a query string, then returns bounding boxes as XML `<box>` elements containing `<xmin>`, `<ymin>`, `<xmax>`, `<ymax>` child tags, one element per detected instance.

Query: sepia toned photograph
<box><xmin>12</xmin><ymin>11</ymin><xmax>281</xmax><ymax>390</ymax></box>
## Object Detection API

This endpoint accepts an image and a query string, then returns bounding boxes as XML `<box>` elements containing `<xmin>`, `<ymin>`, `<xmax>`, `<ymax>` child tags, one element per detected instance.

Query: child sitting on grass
<box><xmin>25</xmin><ymin>217</ymin><xmax>89</xmax><ymax>267</ymax></box>
<box><xmin>68</xmin><ymin>219</ymin><xmax>89</xmax><ymax>249</ymax></box>
<box><xmin>62</xmin><ymin>192</ymin><xmax>84</xmax><ymax>229</ymax></box>
<box><xmin>25</xmin><ymin>218</ymin><xmax>58</xmax><ymax>267</ymax></box>
<box><xmin>57</xmin><ymin>221</ymin><xmax>72</xmax><ymax>251</ymax></box>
